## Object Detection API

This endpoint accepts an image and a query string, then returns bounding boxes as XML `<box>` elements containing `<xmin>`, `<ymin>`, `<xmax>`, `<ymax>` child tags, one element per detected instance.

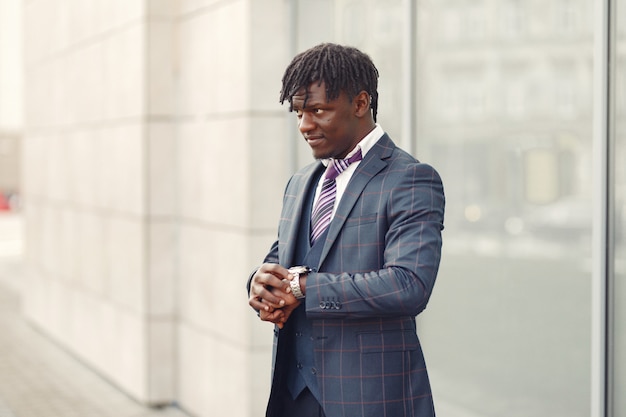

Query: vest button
<box><xmin>311</xmin><ymin>367</ymin><xmax>317</xmax><ymax>375</ymax></box>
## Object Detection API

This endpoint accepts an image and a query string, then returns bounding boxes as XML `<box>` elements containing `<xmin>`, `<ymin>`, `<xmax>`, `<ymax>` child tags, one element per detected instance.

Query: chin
<box><xmin>311</xmin><ymin>150</ymin><xmax>330</xmax><ymax>160</ymax></box>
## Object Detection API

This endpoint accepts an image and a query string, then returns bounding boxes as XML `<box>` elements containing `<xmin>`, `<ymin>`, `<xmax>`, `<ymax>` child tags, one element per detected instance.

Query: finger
<box><xmin>257</xmin><ymin>264</ymin><xmax>291</xmax><ymax>289</ymax></box>
<box><xmin>251</xmin><ymin>275</ymin><xmax>290</xmax><ymax>306</ymax></box>
<box><xmin>249</xmin><ymin>296</ymin><xmax>274</xmax><ymax>312</ymax></box>
<box><xmin>260</xmin><ymin>263</ymin><xmax>291</xmax><ymax>279</ymax></box>
<box><xmin>252</xmin><ymin>287</ymin><xmax>287</xmax><ymax>310</ymax></box>
<box><xmin>260</xmin><ymin>308</ymin><xmax>285</xmax><ymax>324</ymax></box>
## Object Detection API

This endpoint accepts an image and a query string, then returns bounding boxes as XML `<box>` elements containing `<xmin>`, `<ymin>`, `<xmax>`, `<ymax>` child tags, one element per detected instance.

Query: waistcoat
<box><xmin>285</xmin><ymin>168</ymin><xmax>328</xmax><ymax>402</ymax></box>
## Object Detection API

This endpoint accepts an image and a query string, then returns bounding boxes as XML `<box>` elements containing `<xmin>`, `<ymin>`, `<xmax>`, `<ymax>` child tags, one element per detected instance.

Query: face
<box><xmin>291</xmin><ymin>81</ymin><xmax>364</xmax><ymax>160</ymax></box>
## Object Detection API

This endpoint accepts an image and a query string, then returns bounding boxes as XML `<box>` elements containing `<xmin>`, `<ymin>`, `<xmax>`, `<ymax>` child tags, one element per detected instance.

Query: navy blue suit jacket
<box><xmin>262</xmin><ymin>134</ymin><xmax>445</xmax><ymax>417</ymax></box>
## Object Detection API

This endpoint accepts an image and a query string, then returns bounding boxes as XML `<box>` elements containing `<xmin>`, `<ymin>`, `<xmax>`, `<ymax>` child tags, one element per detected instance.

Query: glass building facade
<box><xmin>289</xmin><ymin>1</ymin><xmax>624</xmax><ymax>416</ymax></box>
<box><xmin>6</xmin><ymin>1</ymin><xmax>623</xmax><ymax>416</ymax></box>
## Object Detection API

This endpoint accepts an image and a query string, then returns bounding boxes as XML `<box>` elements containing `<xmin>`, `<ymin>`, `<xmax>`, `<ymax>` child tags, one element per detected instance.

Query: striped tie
<box><xmin>310</xmin><ymin>149</ymin><xmax>363</xmax><ymax>245</ymax></box>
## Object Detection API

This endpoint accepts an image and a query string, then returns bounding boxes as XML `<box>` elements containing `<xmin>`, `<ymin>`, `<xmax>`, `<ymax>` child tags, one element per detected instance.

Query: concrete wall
<box><xmin>21</xmin><ymin>0</ymin><xmax>291</xmax><ymax>415</ymax></box>
<box><xmin>173</xmin><ymin>1</ymin><xmax>290</xmax><ymax>416</ymax></box>
<box><xmin>0</xmin><ymin>0</ymin><xmax>23</xmax><ymax>195</ymax></box>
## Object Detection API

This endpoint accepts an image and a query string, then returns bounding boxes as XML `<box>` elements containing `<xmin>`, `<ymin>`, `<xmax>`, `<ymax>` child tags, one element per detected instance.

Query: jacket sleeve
<box><xmin>305</xmin><ymin>162</ymin><xmax>445</xmax><ymax>319</ymax></box>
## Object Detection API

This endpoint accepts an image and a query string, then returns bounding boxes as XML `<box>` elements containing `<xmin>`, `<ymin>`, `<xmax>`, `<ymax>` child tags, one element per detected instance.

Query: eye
<box><xmin>313</xmin><ymin>108</ymin><xmax>323</xmax><ymax>114</ymax></box>
<box><xmin>295</xmin><ymin>109</ymin><xmax>303</xmax><ymax>118</ymax></box>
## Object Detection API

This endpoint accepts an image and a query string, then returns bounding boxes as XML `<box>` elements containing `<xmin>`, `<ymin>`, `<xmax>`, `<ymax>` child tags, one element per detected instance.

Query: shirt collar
<box><xmin>321</xmin><ymin>124</ymin><xmax>385</xmax><ymax>167</ymax></box>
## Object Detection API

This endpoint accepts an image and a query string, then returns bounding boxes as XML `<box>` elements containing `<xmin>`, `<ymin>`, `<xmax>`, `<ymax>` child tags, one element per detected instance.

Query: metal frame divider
<box><xmin>592</xmin><ymin>0</ymin><xmax>615</xmax><ymax>416</ymax></box>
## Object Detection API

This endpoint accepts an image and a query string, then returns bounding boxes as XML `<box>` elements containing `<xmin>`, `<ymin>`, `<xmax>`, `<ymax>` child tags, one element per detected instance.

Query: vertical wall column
<box><xmin>21</xmin><ymin>0</ymin><xmax>176</xmax><ymax>404</ymax></box>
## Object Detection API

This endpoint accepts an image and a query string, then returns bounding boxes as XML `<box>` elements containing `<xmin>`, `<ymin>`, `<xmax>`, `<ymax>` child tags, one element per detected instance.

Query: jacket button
<box><xmin>311</xmin><ymin>367</ymin><xmax>317</xmax><ymax>375</ymax></box>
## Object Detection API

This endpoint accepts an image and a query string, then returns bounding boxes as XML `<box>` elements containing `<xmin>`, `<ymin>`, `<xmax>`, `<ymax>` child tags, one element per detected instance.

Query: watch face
<box><xmin>289</xmin><ymin>266</ymin><xmax>310</xmax><ymax>274</ymax></box>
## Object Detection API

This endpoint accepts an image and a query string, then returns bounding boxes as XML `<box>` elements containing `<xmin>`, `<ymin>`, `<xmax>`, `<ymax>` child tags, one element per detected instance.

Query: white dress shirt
<box><xmin>311</xmin><ymin>124</ymin><xmax>385</xmax><ymax>219</ymax></box>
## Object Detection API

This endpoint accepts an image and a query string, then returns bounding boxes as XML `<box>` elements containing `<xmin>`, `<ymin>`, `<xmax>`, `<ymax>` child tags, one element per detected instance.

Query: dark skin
<box><xmin>248</xmin><ymin>81</ymin><xmax>376</xmax><ymax>328</ymax></box>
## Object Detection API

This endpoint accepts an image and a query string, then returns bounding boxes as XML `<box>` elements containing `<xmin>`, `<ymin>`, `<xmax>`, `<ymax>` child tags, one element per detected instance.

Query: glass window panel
<box><xmin>416</xmin><ymin>1</ymin><xmax>594</xmax><ymax>416</ymax></box>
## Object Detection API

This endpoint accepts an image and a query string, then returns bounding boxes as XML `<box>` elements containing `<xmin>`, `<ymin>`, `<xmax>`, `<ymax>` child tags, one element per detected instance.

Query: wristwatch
<box><xmin>288</xmin><ymin>266</ymin><xmax>311</xmax><ymax>300</ymax></box>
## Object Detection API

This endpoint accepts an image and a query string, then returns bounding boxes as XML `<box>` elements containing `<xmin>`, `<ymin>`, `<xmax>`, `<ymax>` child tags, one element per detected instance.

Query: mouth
<box><xmin>305</xmin><ymin>135</ymin><xmax>324</xmax><ymax>147</ymax></box>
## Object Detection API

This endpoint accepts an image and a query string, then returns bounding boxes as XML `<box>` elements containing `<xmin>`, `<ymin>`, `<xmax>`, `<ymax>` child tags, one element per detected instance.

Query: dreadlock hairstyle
<box><xmin>279</xmin><ymin>43</ymin><xmax>380</xmax><ymax>122</ymax></box>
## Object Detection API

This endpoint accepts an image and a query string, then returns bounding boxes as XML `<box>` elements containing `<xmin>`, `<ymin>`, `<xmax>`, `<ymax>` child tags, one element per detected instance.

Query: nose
<box><xmin>298</xmin><ymin>112</ymin><xmax>314</xmax><ymax>134</ymax></box>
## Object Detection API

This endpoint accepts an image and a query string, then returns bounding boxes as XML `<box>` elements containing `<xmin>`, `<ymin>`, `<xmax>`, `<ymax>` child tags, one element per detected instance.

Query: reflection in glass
<box><xmin>416</xmin><ymin>1</ymin><xmax>593</xmax><ymax>416</ymax></box>
<box><xmin>293</xmin><ymin>1</ymin><xmax>599</xmax><ymax>415</ymax></box>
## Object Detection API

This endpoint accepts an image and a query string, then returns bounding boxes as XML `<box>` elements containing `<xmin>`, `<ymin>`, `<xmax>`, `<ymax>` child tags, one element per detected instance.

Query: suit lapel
<box><xmin>318</xmin><ymin>134</ymin><xmax>395</xmax><ymax>266</ymax></box>
<box><xmin>280</xmin><ymin>161</ymin><xmax>325</xmax><ymax>266</ymax></box>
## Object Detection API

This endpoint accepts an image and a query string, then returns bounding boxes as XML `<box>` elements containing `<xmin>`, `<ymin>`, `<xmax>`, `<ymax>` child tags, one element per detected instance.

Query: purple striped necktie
<box><xmin>310</xmin><ymin>149</ymin><xmax>363</xmax><ymax>245</ymax></box>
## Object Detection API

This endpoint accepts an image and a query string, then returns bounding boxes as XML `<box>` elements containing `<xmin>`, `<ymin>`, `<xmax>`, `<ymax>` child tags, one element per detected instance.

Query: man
<box><xmin>248</xmin><ymin>43</ymin><xmax>445</xmax><ymax>417</ymax></box>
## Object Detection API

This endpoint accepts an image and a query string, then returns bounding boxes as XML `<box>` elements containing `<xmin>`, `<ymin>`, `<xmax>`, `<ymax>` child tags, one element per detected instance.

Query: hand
<box><xmin>248</xmin><ymin>264</ymin><xmax>301</xmax><ymax>328</ymax></box>
<box><xmin>259</xmin><ymin>284</ymin><xmax>301</xmax><ymax>328</ymax></box>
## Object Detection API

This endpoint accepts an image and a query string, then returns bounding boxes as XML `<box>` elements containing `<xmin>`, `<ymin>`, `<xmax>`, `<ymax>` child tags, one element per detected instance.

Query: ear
<box><xmin>353</xmin><ymin>91</ymin><xmax>371</xmax><ymax>118</ymax></box>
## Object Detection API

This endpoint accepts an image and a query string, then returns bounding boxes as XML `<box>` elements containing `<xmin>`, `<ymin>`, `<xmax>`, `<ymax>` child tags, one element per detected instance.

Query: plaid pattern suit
<box><xmin>261</xmin><ymin>134</ymin><xmax>445</xmax><ymax>417</ymax></box>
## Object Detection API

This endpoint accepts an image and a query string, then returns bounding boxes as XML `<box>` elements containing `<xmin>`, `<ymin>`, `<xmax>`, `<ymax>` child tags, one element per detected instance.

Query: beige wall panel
<box><xmin>210</xmin><ymin>2</ymin><xmax>250</xmax><ymax>113</ymax></box>
<box><xmin>75</xmin><ymin>210</ymin><xmax>108</xmax><ymax>294</ymax></box>
<box><xmin>248</xmin><ymin>116</ymin><xmax>290</xmax><ymax>227</ymax></box>
<box><xmin>178</xmin><ymin>0</ymin><xmax>250</xmax><ymax>115</ymax></box>
<box><xmin>101</xmin><ymin>25</ymin><xmax>145</xmax><ymax>120</ymax></box>
<box><xmin>22</xmin><ymin>204</ymin><xmax>42</xmax><ymax>266</ymax></box>
<box><xmin>179</xmin><ymin>0</ymin><xmax>229</xmax><ymax>17</ymax></box>
<box><xmin>146</xmin><ymin>318</ymin><xmax>176</xmax><ymax>402</ymax></box>
<box><xmin>20</xmin><ymin>0</ymin><xmax>294</xmax><ymax>412</ymax></box>
<box><xmin>147</xmin><ymin>123</ymin><xmax>177</xmax><ymax>217</ymax></box>
<box><xmin>46</xmin><ymin>134</ymin><xmax>69</xmax><ymax>202</ymax></box>
<box><xmin>147</xmin><ymin>19</ymin><xmax>175</xmax><ymax>116</ymax></box>
<box><xmin>25</xmin><ymin>275</ymin><xmax>70</xmax><ymax>344</ymax></box>
<box><xmin>177</xmin><ymin>122</ymin><xmax>210</xmax><ymax>220</ymax></box>
<box><xmin>70</xmin><ymin>288</ymin><xmax>112</xmax><ymax>367</ymax></box>
<box><xmin>0</xmin><ymin>0</ymin><xmax>23</xmax><ymax>130</ymax></box>
<box><xmin>67</xmin><ymin>130</ymin><xmax>99</xmax><ymax>207</ymax></box>
<box><xmin>72</xmin><ymin>43</ymin><xmax>105</xmax><ymax>124</ymax></box>
<box><xmin>20</xmin><ymin>135</ymin><xmax>45</xmax><ymax>196</ymax></box>
<box><xmin>39</xmin><ymin>204</ymin><xmax>62</xmax><ymax>276</ymax></box>
<box><xmin>107</xmin><ymin>307</ymin><xmax>148</xmax><ymax>400</ymax></box>
<box><xmin>177</xmin><ymin>323</ymin><xmax>250</xmax><ymax>416</ymax></box>
<box><xmin>249</xmin><ymin>0</ymin><xmax>290</xmax><ymax>111</ymax></box>
<box><xmin>248</xmin><ymin>343</ymin><xmax>273</xmax><ymax>415</ymax></box>
<box><xmin>97</xmin><ymin>0</ymin><xmax>144</xmax><ymax>32</ymax></box>
<box><xmin>178</xmin><ymin>223</ymin><xmax>250</xmax><ymax>343</ymax></box>
<box><xmin>147</xmin><ymin>221</ymin><xmax>177</xmax><ymax>316</ymax></box>
<box><xmin>22</xmin><ymin>1</ymin><xmax>49</xmax><ymax>65</ymax></box>
<box><xmin>22</xmin><ymin>65</ymin><xmax>45</xmax><ymax>127</ymax></box>
<box><xmin>177</xmin><ymin>323</ymin><xmax>216</xmax><ymax>415</ymax></box>
<box><xmin>201</xmin><ymin>118</ymin><xmax>249</xmax><ymax>224</ymax></box>
<box><xmin>59</xmin><ymin>210</ymin><xmax>78</xmax><ymax>283</ymax></box>
<box><xmin>66</xmin><ymin>0</ymin><xmax>99</xmax><ymax>44</ymax></box>
<box><xmin>178</xmin><ymin>119</ymin><xmax>249</xmax><ymax>227</ymax></box>
<box><xmin>177</xmin><ymin>12</ymin><xmax>218</xmax><ymax>117</ymax></box>
<box><xmin>97</xmin><ymin>124</ymin><xmax>144</xmax><ymax>215</ymax></box>
<box><xmin>248</xmin><ymin>233</ymin><xmax>278</xmax><ymax>271</ymax></box>
<box><xmin>108</xmin><ymin>216</ymin><xmax>145</xmax><ymax>312</ymax></box>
